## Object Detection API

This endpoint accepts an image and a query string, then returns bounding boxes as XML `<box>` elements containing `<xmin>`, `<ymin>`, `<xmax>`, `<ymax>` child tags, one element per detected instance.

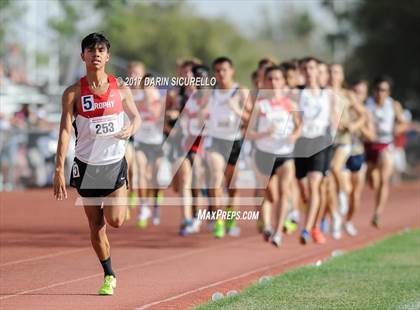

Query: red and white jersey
<box><xmin>256</xmin><ymin>97</ymin><xmax>295</xmax><ymax>155</ymax></box>
<box><xmin>74</xmin><ymin>75</ymin><xmax>126</xmax><ymax>165</ymax></box>
<box><xmin>133</xmin><ymin>89</ymin><xmax>164</xmax><ymax>145</ymax></box>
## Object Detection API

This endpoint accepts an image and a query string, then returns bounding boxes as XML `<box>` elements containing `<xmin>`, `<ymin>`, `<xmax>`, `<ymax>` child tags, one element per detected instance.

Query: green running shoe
<box><xmin>213</xmin><ymin>219</ymin><xmax>225</xmax><ymax>238</ymax></box>
<box><xmin>98</xmin><ymin>275</ymin><xmax>116</xmax><ymax>296</ymax></box>
<box><xmin>283</xmin><ymin>219</ymin><xmax>298</xmax><ymax>235</ymax></box>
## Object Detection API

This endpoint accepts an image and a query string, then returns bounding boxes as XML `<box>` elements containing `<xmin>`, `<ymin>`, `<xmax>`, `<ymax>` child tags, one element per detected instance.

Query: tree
<box><xmin>0</xmin><ymin>0</ymin><xmax>23</xmax><ymax>57</ymax></box>
<box><xmin>97</xmin><ymin>1</ymin><xmax>271</xmax><ymax>85</ymax></box>
<box><xmin>345</xmin><ymin>0</ymin><xmax>420</xmax><ymax>116</ymax></box>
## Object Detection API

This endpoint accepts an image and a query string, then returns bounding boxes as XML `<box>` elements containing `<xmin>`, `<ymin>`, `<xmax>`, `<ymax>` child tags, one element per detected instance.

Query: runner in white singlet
<box><xmin>294</xmin><ymin>57</ymin><xmax>336</xmax><ymax>245</ymax></box>
<box><xmin>133</xmin><ymin>73</ymin><xmax>165</xmax><ymax>229</ymax></box>
<box><xmin>205</xmin><ymin>56</ymin><xmax>253</xmax><ymax>238</ymax></box>
<box><xmin>365</xmin><ymin>76</ymin><xmax>407</xmax><ymax>227</ymax></box>
<box><xmin>247</xmin><ymin>65</ymin><xmax>301</xmax><ymax>247</ymax></box>
<box><xmin>176</xmin><ymin>65</ymin><xmax>211</xmax><ymax>235</ymax></box>
<box><xmin>53</xmin><ymin>33</ymin><xmax>141</xmax><ymax>295</ymax></box>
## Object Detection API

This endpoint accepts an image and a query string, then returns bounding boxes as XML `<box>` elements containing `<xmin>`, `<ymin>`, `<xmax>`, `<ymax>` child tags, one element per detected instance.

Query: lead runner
<box><xmin>53</xmin><ymin>33</ymin><xmax>141</xmax><ymax>295</ymax></box>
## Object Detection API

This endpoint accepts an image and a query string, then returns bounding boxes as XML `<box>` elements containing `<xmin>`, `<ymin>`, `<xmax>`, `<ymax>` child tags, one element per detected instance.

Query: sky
<box><xmin>10</xmin><ymin>0</ymin><xmax>333</xmax><ymax>45</ymax></box>
<box><xmin>188</xmin><ymin>0</ymin><xmax>334</xmax><ymax>36</ymax></box>
<box><xmin>4</xmin><ymin>0</ymin><xmax>335</xmax><ymax>86</ymax></box>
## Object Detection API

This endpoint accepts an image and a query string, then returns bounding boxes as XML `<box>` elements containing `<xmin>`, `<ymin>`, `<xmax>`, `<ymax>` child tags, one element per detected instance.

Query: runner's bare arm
<box><xmin>228</xmin><ymin>88</ymin><xmax>252</xmax><ymax>123</ymax></box>
<box><xmin>330</xmin><ymin>92</ymin><xmax>340</xmax><ymax>132</ymax></box>
<box><xmin>53</xmin><ymin>84</ymin><xmax>77</xmax><ymax>200</ymax></box>
<box><xmin>290</xmin><ymin>100</ymin><xmax>302</xmax><ymax>143</ymax></box>
<box><xmin>393</xmin><ymin>101</ymin><xmax>409</xmax><ymax>136</ymax></box>
<box><xmin>347</xmin><ymin>91</ymin><xmax>366</xmax><ymax>133</ymax></box>
<box><xmin>198</xmin><ymin>91</ymin><xmax>211</xmax><ymax>130</ymax></box>
<box><xmin>239</xmin><ymin>88</ymin><xmax>253</xmax><ymax>124</ymax></box>
<box><xmin>115</xmin><ymin>82</ymin><xmax>141</xmax><ymax>140</ymax></box>
<box><xmin>360</xmin><ymin>109</ymin><xmax>376</xmax><ymax>142</ymax></box>
<box><xmin>246</xmin><ymin>101</ymin><xmax>274</xmax><ymax>140</ymax></box>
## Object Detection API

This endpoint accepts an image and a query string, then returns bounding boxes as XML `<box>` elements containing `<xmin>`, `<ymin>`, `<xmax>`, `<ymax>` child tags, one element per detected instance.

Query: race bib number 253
<box><xmin>89</xmin><ymin>115</ymin><xmax>121</xmax><ymax>137</ymax></box>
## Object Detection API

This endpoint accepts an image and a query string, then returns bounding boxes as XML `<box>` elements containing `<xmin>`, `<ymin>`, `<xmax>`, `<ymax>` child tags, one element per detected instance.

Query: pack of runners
<box><xmin>53</xmin><ymin>33</ymin><xmax>409</xmax><ymax>295</ymax></box>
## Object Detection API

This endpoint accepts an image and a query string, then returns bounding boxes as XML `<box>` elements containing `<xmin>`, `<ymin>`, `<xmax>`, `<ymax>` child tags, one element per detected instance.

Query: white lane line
<box><xmin>134</xmin><ymin>249</ymin><xmax>325</xmax><ymax>310</ymax></box>
<box><xmin>0</xmin><ymin>236</ymin><xmax>260</xmax><ymax>301</ymax></box>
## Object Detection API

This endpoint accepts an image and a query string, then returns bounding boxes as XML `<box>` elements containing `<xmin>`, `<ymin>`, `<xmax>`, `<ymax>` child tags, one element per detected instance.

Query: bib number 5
<box><xmin>81</xmin><ymin>95</ymin><xmax>95</xmax><ymax>112</ymax></box>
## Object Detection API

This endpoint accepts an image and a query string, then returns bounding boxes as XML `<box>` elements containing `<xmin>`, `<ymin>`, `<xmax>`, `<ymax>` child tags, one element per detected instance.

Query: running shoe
<box><xmin>283</xmin><ymin>219</ymin><xmax>298</xmax><ymax>235</ymax></box>
<box><xmin>271</xmin><ymin>233</ymin><xmax>282</xmax><ymax>247</ymax></box>
<box><xmin>227</xmin><ymin>226</ymin><xmax>241</xmax><ymax>237</ymax></box>
<box><xmin>320</xmin><ymin>217</ymin><xmax>330</xmax><ymax>234</ymax></box>
<box><xmin>332</xmin><ymin>213</ymin><xmax>342</xmax><ymax>240</ymax></box>
<box><xmin>207</xmin><ymin>220</ymin><xmax>215</xmax><ymax>231</ymax></box>
<box><xmin>191</xmin><ymin>217</ymin><xmax>201</xmax><ymax>233</ymax></box>
<box><xmin>179</xmin><ymin>219</ymin><xmax>194</xmax><ymax>236</ymax></box>
<box><xmin>136</xmin><ymin>205</ymin><xmax>151</xmax><ymax>229</ymax></box>
<box><xmin>300</xmin><ymin>229</ymin><xmax>310</xmax><ymax>245</ymax></box>
<box><xmin>311</xmin><ymin>228</ymin><xmax>326</xmax><ymax>244</ymax></box>
<box><xmin>263</xmin><ymin>227</ymin><xmax>272</xmax><ymax>242</ymax></box>
<box><xmin>371</xmin><ymin>214</ymin><xmax>381</xmax><ymax>228</ymax></box>
<box><xmin>288</xmin><ymin>209</ymin><xmax>300</xmax><ymax>223</ymax></box>
<box><xmin>152</xmin><ymin>206</ymin><xmax>160</xmax><ymax>226</ymax></box>
<box><xmin>344</xmin><ymin>221</ymin><xmax>358</xmax><ymax>236</ymax></box>
<box><xmin>226</xmin><ymin>207</ymin><xmax>240</xmax><ymax>237</ymax></box>
<box><xmin>98</xmin><ymin>275</ymin><xmax>117</xmax><ymax>296</ymax></box>
<box><xmin>213</xmin><ymin>219</ymin><xmax>225</xmax><ymax>238</ymax></box>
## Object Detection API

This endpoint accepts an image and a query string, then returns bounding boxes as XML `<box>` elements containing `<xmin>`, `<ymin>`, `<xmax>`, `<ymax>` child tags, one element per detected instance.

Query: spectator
<box><xmin>5</xmin><ymin>44</ymin><xmax>28</xmax><ymax>85</ymax></box>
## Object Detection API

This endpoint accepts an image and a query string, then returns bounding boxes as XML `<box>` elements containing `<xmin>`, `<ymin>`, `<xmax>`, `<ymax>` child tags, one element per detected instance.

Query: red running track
<box><xmin>0</xmin><ymin>182</ymin><xmax>419</xmax><ymax>310</ymax></box>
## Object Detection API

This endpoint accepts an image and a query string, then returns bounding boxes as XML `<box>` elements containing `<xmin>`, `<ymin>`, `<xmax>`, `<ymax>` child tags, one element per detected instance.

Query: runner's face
<box><xmin>330</xmin><ymin>64</ymin><xmax>344</xmax><ymax>87</ymax></box>
<box><xmin>353</xmin><ymin>82</ymin><xmax>368</xmax><ymax>103</ymax></box>
<box><xmin>214</xmin><ymin>62</ymin><xmax>234</xmax><ymax>85</ymax></box>
<box><xmin>129</xmin><ymin>65</ymin><xmax>145</xmax><ymax>79</ymax></box>
<box><xmin>318</xmin><ymin>64</ymin><xmax>329</xmax><ymax>88</ymax></box>
<box><xmin>374</xmin><ymin>81</ymin><xmax>390</xmax><ymax>104</ymax></box>
<box><xmin>195</xmin><ymin>71</ymin><xmax>209</xmax><ymax>90</ymax></box>
<box><xmin>180</xmin><ymin>65</ymin><xmax>193</xmax><ymax>79</ymax></box>
<box><xmin>286</xmin><ymin>69</ymin><xmax>298</xmax><ymax>88</ymax></box>
<box><xmin>304</xmin><ymin>60</ymin><xmax>318</xmax><ymax>84</ymax></box>
<box><xmin>265</xmin><ymin>70</ymin><xmax>285</xmax><ymax>90</ymax></box>
<box><xmin>81</xmin><ymin>43</ymin><xmax>109</xmax><ymax>70</ymax></box>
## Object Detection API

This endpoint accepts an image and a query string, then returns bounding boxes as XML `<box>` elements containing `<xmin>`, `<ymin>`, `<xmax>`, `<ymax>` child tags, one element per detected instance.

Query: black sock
<box><xmin>100</xmin><ymin>257</ymin><xmax>116</xmax><ymax>277</ymax></box>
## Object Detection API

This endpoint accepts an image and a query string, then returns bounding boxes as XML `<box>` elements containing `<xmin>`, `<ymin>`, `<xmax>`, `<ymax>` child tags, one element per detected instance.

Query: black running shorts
<box><xmin>70</xmin><ymin>157</ymin><xmax>128</xmax><ymax>198</ymax></box>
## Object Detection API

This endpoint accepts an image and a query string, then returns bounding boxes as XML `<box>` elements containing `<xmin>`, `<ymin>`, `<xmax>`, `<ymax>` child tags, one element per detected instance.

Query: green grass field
<box><xmin>195</xmin><ymin>230</ymin><xmax>420</xmax><ymax>310</ymax></box>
